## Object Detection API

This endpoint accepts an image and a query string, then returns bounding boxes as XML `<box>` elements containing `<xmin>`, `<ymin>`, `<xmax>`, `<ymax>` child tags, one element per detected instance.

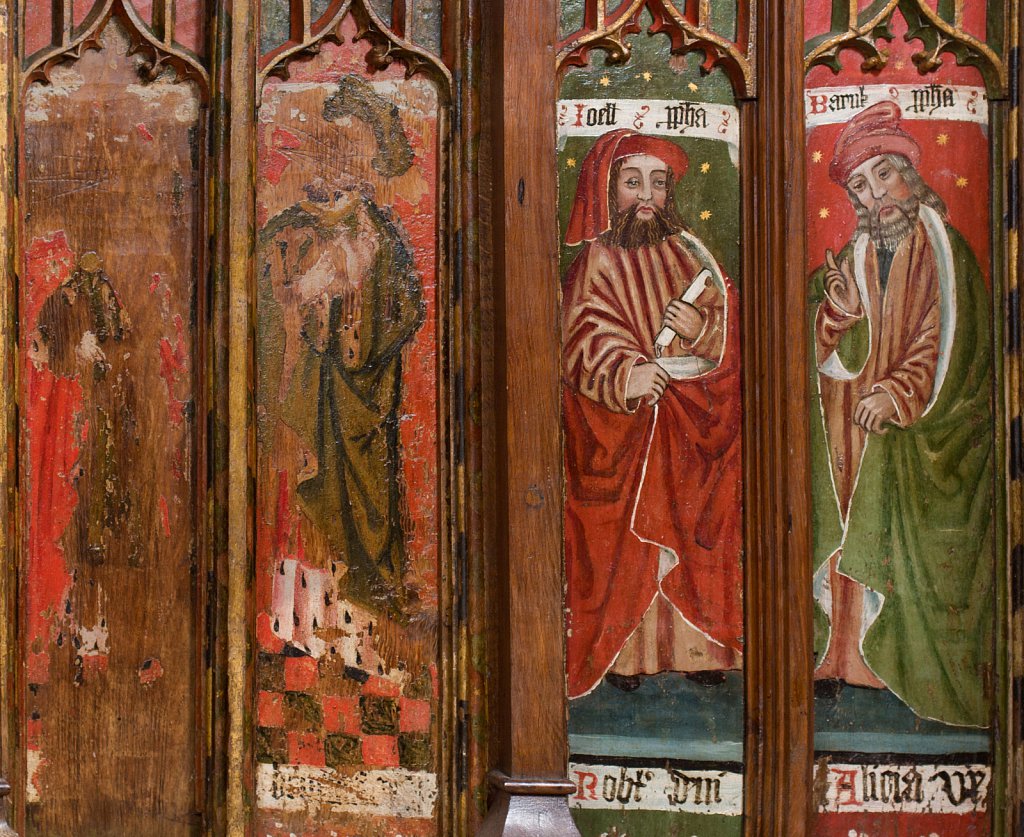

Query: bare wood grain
<box><xmin>226</xmin><ymin>0</ymin><xmax>256</xmax><ymax>832</ymax></box>
<box><xmin>0</xmin><ymin>0</ymin><xmax>15</xmax><ymax>831</ymax></box>
<box><xmin>741</xmin><ymin>0</ymin><xmax>814</xmax><ymax>833</ymax></box>
<box><xmin>484</xmin><ymin>0</ymin><xmax>570</xmax><ymax>785</ymax></box>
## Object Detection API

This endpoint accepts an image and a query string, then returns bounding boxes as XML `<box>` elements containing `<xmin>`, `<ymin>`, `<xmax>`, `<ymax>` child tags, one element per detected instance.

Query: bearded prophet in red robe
<box><xmin>562</xmin><ymin>129</ymin><xmax>743</xmax><ymax>698</ymax></box>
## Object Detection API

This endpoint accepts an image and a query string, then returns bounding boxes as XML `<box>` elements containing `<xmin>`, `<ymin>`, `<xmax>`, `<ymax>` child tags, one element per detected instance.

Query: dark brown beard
<box><xmin>869</xmin><ymin>196</ymin><xmax>919</xmax><ymax>251</ymax></box>
<box><xmin>602</xmin><ymin>204</ymin><xmax>685</xmax><ymax>249</ymax></box>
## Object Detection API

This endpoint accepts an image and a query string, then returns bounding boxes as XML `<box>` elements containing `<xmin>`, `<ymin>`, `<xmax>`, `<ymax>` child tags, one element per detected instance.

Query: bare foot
<box><xmin>815</xmin><ymin>650</ymin><xmax>885</xmax><ymax>689</ymax></box>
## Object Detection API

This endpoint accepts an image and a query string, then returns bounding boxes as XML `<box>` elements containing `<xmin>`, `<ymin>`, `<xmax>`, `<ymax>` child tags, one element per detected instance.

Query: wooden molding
<box><xmin>479</xmin><ymin>0</ymin><xmax>580</xmax><ymax>832</ymax></box>
<box><xmin>479</xmin><ymin>772</ymin><xmax>580</xmax><ymax>837</ymax></box>
<box><xmin>478</xmin><ymin>796</ymin><xmax>579</xmax><ymax>837</ymax></box>
<box><xmin>488</xmin><ymin>771</ymin><xmax>577</xmax><ymax>796</ymax></box>
<box><xmin>225</xmin><ymin>0</ymin><xmax>256</xmax><ymax>833</ymax></box>
<box><xmin>0</xmin><ymin>0</ymin><xmax>14</xmax><ymax>828</ymax></box>
<box><xmin>22</xmin><ymin>0</ymin><xmax>210</xmax><ymax>89</ymax></box>
<box><xmin>803</xmin><ymin>0</ymin><xmax>1007</xmax><ymax>97</ymax></box>
<box><xmin>741</xmin><ymin>0</ymin><xmax>814</xmax><ymax>833</ymax></box>
<box><xmin>0</xmin><ymin>778</ymin><xmax>16</xmax><ymax>837</ymax></box>
<box><xmin>556</xmin><ymin>0</ymin><xmax>755</xmax><ymax>96</ymax></box>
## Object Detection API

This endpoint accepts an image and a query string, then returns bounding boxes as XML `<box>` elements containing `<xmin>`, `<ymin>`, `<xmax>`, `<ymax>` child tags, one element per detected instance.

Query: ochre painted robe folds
<box><xmin>562</xmin><ymin>233</ymin><xmax>743</xmax><ymax>698</ymax></box>
<box><xmin>810</xmin><ymin>207</ymin><xmax>994</xmax><ymax>726</ymax></box>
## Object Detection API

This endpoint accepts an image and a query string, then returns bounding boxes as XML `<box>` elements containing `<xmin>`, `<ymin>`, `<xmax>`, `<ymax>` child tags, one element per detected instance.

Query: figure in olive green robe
<box><xmin>809</xmin><ymin>204</ymin><xmax>994</xmax><ymax>727</ymax></box>
<box><xmin>261</xmin><ymin>190</ymin><xmax>424</xmax><ymax>619</ymax></box>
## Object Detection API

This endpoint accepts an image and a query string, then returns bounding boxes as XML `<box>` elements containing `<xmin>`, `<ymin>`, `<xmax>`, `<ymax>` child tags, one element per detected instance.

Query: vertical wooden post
<box><xmin>1009</xmin><ymin>4</ymin><xmax>1024</xmax><ymax>828</ymax></box>
<box><xmin>226</xmin><ymin>0</ymin><xmax>256</xmax><ymax>833</ymax></box>
<box><xmin>741</xmin><ymin>0</ymin><xmax>813</xmax><ymax>834</ymax></box>
<box><xmin>478</xmin><ymin>0</ymin><xmax>580</xmax><ymax>834</ymax></box>
<box><xmin>0</xmin><ymin>0</ymin><xmax>14</xmax><ymax>827</ymax></box>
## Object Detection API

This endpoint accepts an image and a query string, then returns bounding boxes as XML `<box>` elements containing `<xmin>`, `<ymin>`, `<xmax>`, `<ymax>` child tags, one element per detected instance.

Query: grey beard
<box><xmin>868</xmin><ymin>199</ymin><xmax>919</xmax><ymax>251</ymax></box>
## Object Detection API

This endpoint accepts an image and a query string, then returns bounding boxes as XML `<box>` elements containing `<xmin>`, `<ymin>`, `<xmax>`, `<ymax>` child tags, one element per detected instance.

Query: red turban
<box><xmin>829</xmin><ymin>101</ymin><xmax>921</xmax><ymax>185</ymax></box>
<box><xmin>565</xmin><ymin>130</ymin><xmax>689</xmax><ymax>246</ymax></box>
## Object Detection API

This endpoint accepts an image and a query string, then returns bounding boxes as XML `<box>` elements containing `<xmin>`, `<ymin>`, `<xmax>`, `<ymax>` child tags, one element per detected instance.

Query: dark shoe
<box><xmin>814</xmin><ymin>678</ymin><xmax>843</xmax><ymax>701</ymax></box>
<box><xmin>604</xmin><ymin>672</ymin><xmax>643</xmax><ymax>692</ymax></box>
<box><xmin>684</xmin><ymin>670</ymin><xmax>727</xmax><ymax>687</ymax></box>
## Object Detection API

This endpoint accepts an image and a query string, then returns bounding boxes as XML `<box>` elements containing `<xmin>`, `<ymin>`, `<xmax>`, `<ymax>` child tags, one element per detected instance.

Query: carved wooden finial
<box><xmin>0</xmin><ymin>776</ymin><xmax>19</xmax><ymax>837</ymax></box>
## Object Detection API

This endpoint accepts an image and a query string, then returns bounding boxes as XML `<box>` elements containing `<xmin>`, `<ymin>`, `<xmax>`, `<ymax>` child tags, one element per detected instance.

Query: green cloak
<box><xmin>263</xmin><ymin>196</ymin><xmax>425</xmax><ymax>620</ymax></box>
<box><xmin>809</xmin><ymin>218</ymin><xmax>994</xmax><ymax>728</ymax></box>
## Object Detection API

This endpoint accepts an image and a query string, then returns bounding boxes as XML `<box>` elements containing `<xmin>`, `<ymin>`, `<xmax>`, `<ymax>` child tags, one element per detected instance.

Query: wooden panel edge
<box><xmin>1009</xmin><ymin>4</ymin><xmax>1024</xmax><ymax>828</ymax></box>
<box><xmin>479</xmin><ymin>0</ymin><xmax>580</xmax><ymax>832</ymax></box>
<box><xmin>226</xmin><ymin>0</ymin><xmax>257</xmax><ymax>832</ymax></box>
<box><xmin>0</xmin><ymin>0</ymin><xmax>15</xmax><ymax>829</ymax></box>
<box><xmin>742</xmin><ymin>0</ymin><xmax>814</xmax><ymax>833</ymax></box>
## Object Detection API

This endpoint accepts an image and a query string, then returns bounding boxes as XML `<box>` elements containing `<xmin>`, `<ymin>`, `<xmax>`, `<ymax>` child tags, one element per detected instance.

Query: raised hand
<box><xmin>825</xmin><ymin>249</ymin><xmax>861</xmax><ymax>315</ymax></box>
<box><xmin>625</xmin><ymin>361</ymin><xmax>671</xmax><ymax>407</ymax></box>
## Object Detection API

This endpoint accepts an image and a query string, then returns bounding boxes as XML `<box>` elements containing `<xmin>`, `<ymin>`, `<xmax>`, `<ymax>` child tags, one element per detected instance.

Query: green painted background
<box><xmin>557</xmin><ymin>17</ymin><xmax>741</xmax><ymax>282</ymax></box>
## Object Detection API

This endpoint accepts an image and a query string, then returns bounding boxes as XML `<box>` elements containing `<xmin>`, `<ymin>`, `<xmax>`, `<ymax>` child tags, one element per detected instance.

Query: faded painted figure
<box><xmin>29</xmin><ymin>251</ymin><xmax>142</xmax><ymax>567</ymax></box>
<box><xmin>262</xmin><ymin>184</ymin><xmax>425</xmax><ymax>620</ymax></box>
<box><xmin>563</xmin><ymin>129</ymin><xmax>743</xmax><ymax>699</ymax></box>
<box><xmin>809</xmin><ymin>102</ymin><xmax>993</xmax><ymax>726</ymax></box>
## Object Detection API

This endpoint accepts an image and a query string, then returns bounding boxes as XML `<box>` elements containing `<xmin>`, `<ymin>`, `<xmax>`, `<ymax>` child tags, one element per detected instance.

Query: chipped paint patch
<box><xmin>24</xmin><ymin>66</ymin><xmax>85</xmax><ymax>123</ymax></box>
<box><xmin>27</xmin><ymin>650</ymin><xmax>50</xmax><ymax>685</ymax></box>
<box><xmin>76</xmin><ymin>617</ymin><xmax>110</xmax><ymax>682</ymax></box>
<box><xmin>125</xmin><ymin>83</ymin><xmax>200</xmax><ymax>123</ymax></box>
<box><xmin>256</xmin><ymin>763</ymin><xmax>437</xmax><ymax>819</ymax></box>
<box><xmin>157</xmin><ymin>314</ymin><xmax>189</xmax><ymax>425</ymax></box>
<box><xmin>138</xmin><ymin>657</ymin><xmax>164</xmax><ymax>686</ymax></box>
<box><xmin>160</xmin><ymin>495</ymin><xmax>172</xmax><ymax>537</ymax></box>
<box><xmin>80</xmin><ymin>654</ymin><xmax>109</xmax><ymax>680</ymax></box>
<box><xmin>26</xmin><ymin>748</ymin><xmax>45</xmax><ymax>803</ymax></box>
<box><xmin>259</xmin><ymin>127</ymin><xmax>302</xmax><ymax>185</ymax></box>
<box><xmin>77</xmin><ymin>619</ymin><xmax>109</xmax><ymax>657</ymax></box>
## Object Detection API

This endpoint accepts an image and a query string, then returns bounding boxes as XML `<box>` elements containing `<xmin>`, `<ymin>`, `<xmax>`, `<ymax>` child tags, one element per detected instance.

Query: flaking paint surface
<box><xmin>254</xmin><ymin>17</ymin><xmax>442</xmax><ymax>835</ymax></box>
<box><xmin>20</xmin><ymin>18</ymin><xmax>204</xmax><ymax>835</ymax></box>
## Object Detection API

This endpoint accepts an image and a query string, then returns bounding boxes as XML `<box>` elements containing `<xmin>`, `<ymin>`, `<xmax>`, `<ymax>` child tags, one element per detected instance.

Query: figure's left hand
<box><xmin>662</xmin><ymin>300</ymin><xmax>704</xmax><ymax>342</ymax></box>
<box><xmin>854</xmin><ymin>392</ymin><xmax>897</xmax><ymax>434</ymax></box>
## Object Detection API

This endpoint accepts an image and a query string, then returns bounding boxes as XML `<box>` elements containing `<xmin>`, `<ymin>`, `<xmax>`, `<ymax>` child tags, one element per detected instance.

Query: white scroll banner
<box><xmin>568</xmin><ymin>761</ymin><xmax>743</xmax><ymax>816</ymax></box>
<box><xmin>816</xmin><ymin>762</ymin><xmax>990</xmax><ymax>815</ymax></box>
<box><xmin>257</xmin><ymin>764</ymin><xmax>437</xmax><ymax>819</ymax></box>
<box><xmin>557</xmin><ymin>98</ymin><xmax>741</xmax><ymax>161</ymax></box>
<box><xmin>806</xmin><ymin>84</ymin><xmax>988</xmax><ymax>129</ymax></box>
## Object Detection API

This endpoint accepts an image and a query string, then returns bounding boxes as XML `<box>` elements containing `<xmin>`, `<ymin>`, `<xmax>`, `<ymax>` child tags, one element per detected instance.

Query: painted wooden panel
<box><xmin>253</xmin><ymin>9</ymin><xmax>448</xmax><ymax>835</ymax></box>
<box><xmin>18</xmin><ymin>11</ymin><xmax>207</xmax><ymax>834</ymax></box>
<box><xmin>804</xmin><ymin>1</ymin><xmax>1008</xmax><ymax>833</ymax></box>
<box><xmin>557</xmin><ymin>5</ymin><xmax>747</xmax><ymax>834</ymax></box>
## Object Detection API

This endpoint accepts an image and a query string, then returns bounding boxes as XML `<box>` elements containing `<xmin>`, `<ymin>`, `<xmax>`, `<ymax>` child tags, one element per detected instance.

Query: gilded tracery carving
<box><xmin>804</xmin><ymin>0</ymin><xmax>1006</xmax><ymax>96</ymax></box>
<box><xmin>23</xmin><ymin>0</ymin><xmax>209</xmax><ymax>88</ymax></box>
<box><xmin>558</xmin><ymin>0</ymin><xmax>755</xmax><ymax>97</ymax></box>
<box><xmin>258</xmin><ymin>0</ymin><xmax>451</xmax><ymax>91</ymax></box>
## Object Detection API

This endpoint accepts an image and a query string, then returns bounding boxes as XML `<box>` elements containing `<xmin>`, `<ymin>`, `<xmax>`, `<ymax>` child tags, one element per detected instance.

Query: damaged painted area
<box><xmin>256</xmin><ymin>763</ymin><xmax>437</xmax><ymax>819</ymax></box>
<box><xmin>20</xmin><ymin>15</ymin><xmax>204</xmax><ymax>834</ymax></box>
<box><xmin>253</xmin><ymin>15</ymin><xmax>444</xmax><ymax>835</ymax></box>
<box><xmin>24</xmin><ymin>66</ymin><xmax>85</xmax><ymax>123</ymax></box>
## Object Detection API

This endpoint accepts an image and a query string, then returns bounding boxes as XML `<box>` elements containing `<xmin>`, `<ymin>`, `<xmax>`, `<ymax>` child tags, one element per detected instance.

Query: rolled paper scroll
<box><xmin>654</xmin><ymin>267</ymin><xmax>712</xmax><ymax>354</ymax></box>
